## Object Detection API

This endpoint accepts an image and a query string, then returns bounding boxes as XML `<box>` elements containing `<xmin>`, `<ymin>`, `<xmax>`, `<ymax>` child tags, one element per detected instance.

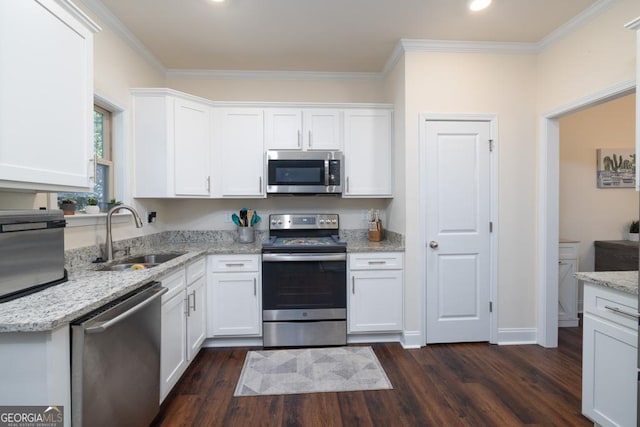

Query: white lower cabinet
<box><xmin>348</xmin><ymin>252</ymin><xmax>403</xmax><ymax>333</ymax></box>
<box><xmin>160</xmin><ymin>257</ymin><xmax>207</xmax><ymax>403</ymax></box>
<box><xmin>208</xmin><ymin>255</ymin><xmax>262</xmax><ymax>336</ymax></box>
<box><xmin>582</xmin><ymin>283</ymin><xmax>637</xmax><ymax>427</ymax></box>
<box><xmin>558</xmin><ymin>242</ymin><xmax>579</xmax><ymax>327</ymax></box>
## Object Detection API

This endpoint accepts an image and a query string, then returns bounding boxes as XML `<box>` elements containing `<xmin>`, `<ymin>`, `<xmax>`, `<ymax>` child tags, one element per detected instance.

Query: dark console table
<box><xmin>594</xmin><ymin>240</ymin><xmax>639</xmax><ymax>271</ymax></box>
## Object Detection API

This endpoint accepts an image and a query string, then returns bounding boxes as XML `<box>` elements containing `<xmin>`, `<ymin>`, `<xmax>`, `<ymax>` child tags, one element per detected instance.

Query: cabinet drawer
<box><xmin>208</xmin><ymin>255</ymin><xmax>260</xmax><ymax>273</ymax></box>
<box><xmin>186</xmin><ymin>257</ymin><xmax>206</xmax><ymax>283</ymax></box>
<box><xmin>161</xmin><ymin>268</ymin><xmax>186</xmax><ymax>301</ymax></box>
<box><xmin>349</xmin><ymin>252</ymin><xmax>403</xmax><ymax>270</ymax></box>
<box><xmin>558</xmin><ymin>243</ymin><xmax>578</xmax><ymax>260</ymax></box>
<box><xmin>584</xmin><ymin>283</ymin><xmax>638</xmax><ymax>330</ymax></box>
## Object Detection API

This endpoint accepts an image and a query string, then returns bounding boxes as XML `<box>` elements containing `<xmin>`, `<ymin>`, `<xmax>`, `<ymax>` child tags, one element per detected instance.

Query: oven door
<box><xmin>262</xmin><ymin>253</ymin><xmax>346</xmax><ymax>321</ymax></box>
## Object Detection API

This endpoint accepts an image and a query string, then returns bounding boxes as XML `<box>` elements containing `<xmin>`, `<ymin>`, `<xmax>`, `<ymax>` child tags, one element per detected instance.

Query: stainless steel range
<box><xmin>262</xmin><ymin>213</ymin><xmax>347</xmax><ymax>347</ymax></box>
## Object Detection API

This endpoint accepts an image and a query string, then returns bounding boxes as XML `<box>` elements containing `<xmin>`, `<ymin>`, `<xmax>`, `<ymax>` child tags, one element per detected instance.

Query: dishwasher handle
<box><xmin>86</xmin><ymin>285</ymin><xmax>167</xmax><ymax>334</ymax></box>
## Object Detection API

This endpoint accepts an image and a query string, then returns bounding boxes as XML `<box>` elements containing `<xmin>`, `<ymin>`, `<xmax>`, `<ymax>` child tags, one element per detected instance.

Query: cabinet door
<box><xmin>160</xmin><ymin>290</ymin><xmax>187</xmax><ymax>403</ymax></box>
<box><xmin>0</xmin><ymin>0</ymin><xmax>96</xmax><ymax>191</ymax></box>
<box><xmin>343</xmin><ymin>109</ymin><xmax>393</xmax><ymax>197</ymax></box>
<box><xmin>186</xmin><ymin>275</ymin><xmax>207</xmax><ymax>360</ymax></box>
<box><xmin>214</xmin><ymin>109</ymin><xmax>265</xmax><ymax>197</ymax></box>
<box><xmin>210</xmin><ymin>272</ymin><xmax>261</xmax><ymax>336</ymax></box>
<box><xmin>558</xmin><ymin>258</ymin><xmax>578</xmax><ymax>326</ymax></box>
<box><xmin>174</xmin><ymin>98</ymin><xmax>211</xmax><ymax>196</ymax></box>
<box><xmin>303</xmin><ymin>110</ymin><xmax>342</xmax><ymax>151</ymax></box>
<box><xmin>349</xmin><ymin>270</ymin><xmax>403</xmax><ymax>332</ymax></box>
<box><xmin>582</xmin><ymin>314</ymin><xmax>637</xmax><ymax>427</ymax></box>
<box><xmin>265</xmin><ymin>109</ymin><xmax>302</xmax><ymax>150</ymax></box>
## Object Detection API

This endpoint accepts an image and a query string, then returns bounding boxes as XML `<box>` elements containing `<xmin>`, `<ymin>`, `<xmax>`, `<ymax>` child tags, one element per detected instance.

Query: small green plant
<box><xmin>60</xmin><ymin>198</ymin><xmax>76</xmax><ymax>205</ymax></box>
<box><xmin>108</xmin><ymin>199</ymin><xmax>122</xmax><ymax>205</ymax></box>
<box><xmin>87</xmin><ymin>197</ymin><xmax>99</xmax><ymax>206</ymax></box>
<box><xmin>629</xmin><ymin>220</ymin><xmax>639</xmax><ymax>233</ymax></box>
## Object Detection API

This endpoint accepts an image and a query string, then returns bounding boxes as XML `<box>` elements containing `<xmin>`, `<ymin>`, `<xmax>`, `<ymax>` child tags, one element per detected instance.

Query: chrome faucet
<box><xmin>105</xmin><ymin>204</ymin><xmax>143</xmax><ymax>262</ymax></box>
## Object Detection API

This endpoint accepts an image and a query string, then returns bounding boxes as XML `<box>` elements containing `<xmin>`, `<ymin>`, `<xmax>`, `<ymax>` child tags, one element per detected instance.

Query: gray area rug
<box><xmin>234</xmin><ymin>346</ymin><xmax>393</xmax><ymax>396</ymax></box>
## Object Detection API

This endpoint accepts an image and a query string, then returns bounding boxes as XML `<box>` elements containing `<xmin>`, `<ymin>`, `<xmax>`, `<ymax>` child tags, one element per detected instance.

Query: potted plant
<box><xmin>107</xmin><ymin>199</ymin><xmax>122</xmax><ymax>213</ymax></box>
<box><xmin>59</xmin><ymin>198</ymin><xmax>76</xmax><ymax>215</ymax></box>
<box><xmin>85</xmin><ymin>197</ymin><xmax>100</xmax><ymax>214</ymax></box>
<box><xmin>629</xmin><ymin>220</ymin><xmax>639</xmax><ymax>241</ymax></box>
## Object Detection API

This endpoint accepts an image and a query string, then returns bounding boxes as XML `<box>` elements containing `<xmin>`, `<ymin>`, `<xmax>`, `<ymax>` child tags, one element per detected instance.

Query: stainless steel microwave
<box><xmin>266</xmin><ymin>150</ymin><xmax>343</xmax><ymax>195</ymax></box>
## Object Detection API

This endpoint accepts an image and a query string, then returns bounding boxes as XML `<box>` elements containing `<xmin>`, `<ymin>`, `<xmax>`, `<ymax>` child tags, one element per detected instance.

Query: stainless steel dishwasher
<box><xmin>71</xmin><ymin>282</ymin><xmax>167</xmax><ymax>427</ymax></box>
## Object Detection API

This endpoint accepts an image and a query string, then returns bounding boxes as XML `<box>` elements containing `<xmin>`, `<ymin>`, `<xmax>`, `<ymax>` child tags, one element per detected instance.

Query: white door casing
<box><xmin>423</xmin><ymin>118</ymin><xmax>496</xmax><ymax>344</ymax></box>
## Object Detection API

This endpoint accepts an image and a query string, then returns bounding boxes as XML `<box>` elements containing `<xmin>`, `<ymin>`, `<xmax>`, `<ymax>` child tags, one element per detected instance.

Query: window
<box><xmin>58</xmin><ymin>105</ymin><xmax>114</xmax><ymax>211</ymax></box>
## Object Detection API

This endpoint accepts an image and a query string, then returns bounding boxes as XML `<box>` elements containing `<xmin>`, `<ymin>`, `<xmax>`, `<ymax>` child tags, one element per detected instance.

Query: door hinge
<box><xmin>489</xmin><ymin>222</ymin><xmax>493</xmax><ymax>233</ymax></box>
<box><xmin>489</xmin><ymin>139</ymin><xmax>494</xmax><ymax>152</ymax></box>
<box><xmin>489</xmin><ymin>301</ymin><xmax>493</xmax><ymax>312</ymax></box>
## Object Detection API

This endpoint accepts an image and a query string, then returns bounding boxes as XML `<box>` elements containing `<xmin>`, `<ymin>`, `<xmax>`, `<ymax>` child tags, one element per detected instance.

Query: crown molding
<box><xmin>79</xmin><ymin>0</ymin><xmax>166</xmax><ymax>75</ymax></box>
<box><xmin>536</xmin><ymin>0</ymin><xmax>619</xmax><ymax>50</ymax></box>
<box><xmin>55</xmin><ymin>0</ymin><xmax>101</xmax><ymax>33</ymax></box>
<box><xmin>625</xmin><ymin>16</ymin><xmax>640</xmax><ymax>30</ymax></box>
<box><xmin>166</xmin><ymin>69</ymin><xmax>383</xmax><ymax>81</ymax></box>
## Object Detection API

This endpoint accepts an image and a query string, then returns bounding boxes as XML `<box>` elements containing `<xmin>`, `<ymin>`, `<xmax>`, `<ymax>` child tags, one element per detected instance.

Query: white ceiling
<box><xmin>95</xmin><ymin>0</ymin><xmax>602</xmax><ymax>73</ymax></box>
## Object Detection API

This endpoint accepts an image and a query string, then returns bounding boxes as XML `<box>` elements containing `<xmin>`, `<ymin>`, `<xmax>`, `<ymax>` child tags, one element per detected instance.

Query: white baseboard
<box><xmin>347</xmin><ymin>332</ymin><xmax>403</xmax><ymax>345</ymax></box>
<box><xmin>402</xmin><ymin>330</ymin><xmax>423</xmax><ymax>349</ymax></box>
<box><xmin>497</xmin><ymin>328</ymin><xmax>538</xmax><ymax>345</ymax></box>
<box><xmin>202</xmin><ymin>337</ymin><xmax>263</xmax><ymax>348</ymax></box>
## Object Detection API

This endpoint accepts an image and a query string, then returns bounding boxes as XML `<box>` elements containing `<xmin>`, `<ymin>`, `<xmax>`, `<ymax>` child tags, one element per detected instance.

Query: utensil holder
<box><xmin>238</xmin><ymin>227</ymin><xmax>255</xmax><ymax>243</ymax></box>
<box><xmin>368</xmin><ymin>220</ymin><xmax>383</xmax><ymax>242</ymax></box>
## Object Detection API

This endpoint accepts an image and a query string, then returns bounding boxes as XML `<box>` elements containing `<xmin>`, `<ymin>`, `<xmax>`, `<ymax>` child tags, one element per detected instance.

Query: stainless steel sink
<box><xmin>121</xmin><ymin>253</ymin><xmax>185</xmax><ymax>264</ymax></box>
<box><xmin>97</xmin><ymin>252</ymin><xmax>186</xmax><ymax>272</ymax></box>
<box><xmin>99</xmin><ymin>263</ymin><xmax>160</xmax><ymax>272</ymax></box>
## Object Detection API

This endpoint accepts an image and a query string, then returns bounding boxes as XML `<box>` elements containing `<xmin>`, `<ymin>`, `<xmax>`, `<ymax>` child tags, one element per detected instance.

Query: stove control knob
<box><xmin>319</xmin><ymin>219</ymin><xmax>325</xmax><ymax>225</ymax></box>
<box><xmin>277</xmin><ymin>220</ymin><xmax>282</xmax><ymax>225</ymax></box>
<box><xmin>331</xmin><ymin>219</ymin><xmax>337</xmax><ymax>224</ymax></box>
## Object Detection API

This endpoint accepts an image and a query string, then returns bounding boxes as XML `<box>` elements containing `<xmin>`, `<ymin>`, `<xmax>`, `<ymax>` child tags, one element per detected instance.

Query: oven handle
<box><xmin>262</xmin><ymin>253</ymin><xmax>346</xmax><ymax>262</ymax></box>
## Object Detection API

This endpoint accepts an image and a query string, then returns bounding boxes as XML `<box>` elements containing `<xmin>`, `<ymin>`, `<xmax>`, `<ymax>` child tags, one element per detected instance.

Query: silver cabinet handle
<box><xmin>604</xmin><ymin>305</ymin><xmax>640</xmax><ymax>319</ymax></box>
<box><xmin>297</xmin><ymin>130</ymin><xmax>301</xmax><ymax>148</ymax></box>
<box><xmin>352</xmin><ymin>276</ymin><xmax>355</xmax><ymax>294</ymax></box>
<box><xmin>206</xmin><ymin>176</ymin><xmax>211</xmax><ymax>192</ymax></box>
<box><xmin>226</xmin><ymin>263</ymin><xmax>245</xmax><ymax>267</ymax></box>
<box><xmin>308</xmin><ymin>130</ymin><xmax>312</xmax><ymax>147</ymax></box>
<box><xmin>190</xmin><ymin>290</ymin><xmax>196</xmax><ymax>312</ymax></box>
<box><xmin>429</xmin><ymin>241</ymin><xmax>439</xmax><ymax>249</ymax></box>
<box><xmin>368</xmin><ymin>260</ymin><xmax>386</xmax><ymax>265</ymax></box>
<box><xmin>88</xmin><ymin>156</ymin><xmax>97</xmax><ymax>183</ymax></box>
<box><xmin>346</xmin><ymin>177</ymin><xmax>350</xmax><ymax>193</ymax></box>
<box><xmin>259</xmin><ymin>176</ymin><xmax>262</xmax><ymax>193</ymax></box>
<box><xmin>254</xmin><ymin>278</ymin><xmax>257</xmax><ymax>296</ymax></box>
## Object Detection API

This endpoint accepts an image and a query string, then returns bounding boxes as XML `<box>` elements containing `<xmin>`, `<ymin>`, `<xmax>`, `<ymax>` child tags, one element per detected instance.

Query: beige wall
<box><xmin>559</xmin><ymin>93</ymin><xmax>637</xmax><ymax>272</ymax></box>
<box><xmin>400</xmin><ymin>51</ymin><xmax>539</xmax><ymax>333</ymax></box>
<box><xmin>166</xmin><ymin>77</ymin><xmax>385</xmax><ymax>104</ymax></box>
<box><xmin>537</xmin><ymin>0</ymin><xmax>639</xmax><ymax>114</ymax></box>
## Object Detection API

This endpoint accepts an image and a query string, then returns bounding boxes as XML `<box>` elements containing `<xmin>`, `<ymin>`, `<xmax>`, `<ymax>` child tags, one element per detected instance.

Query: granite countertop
<box><xmin>0</xmin><ymin>232</ymin><xmax>404</xmax><ymax>333</ymax></box>
<box><xmin>574</xmin><ymin>271</ymin><xmax>639</xmax><ymax>295</ymax></box>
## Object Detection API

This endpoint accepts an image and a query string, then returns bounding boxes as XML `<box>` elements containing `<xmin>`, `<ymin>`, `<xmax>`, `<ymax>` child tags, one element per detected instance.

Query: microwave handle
<box><xmin>324</xmin><ymin>160</ymin><xmax>329</xmax><ymax>186</ymax></box>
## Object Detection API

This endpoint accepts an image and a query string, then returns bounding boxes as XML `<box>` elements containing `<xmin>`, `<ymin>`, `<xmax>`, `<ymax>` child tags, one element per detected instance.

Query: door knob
<box><xmin>429</xmin><ymin>241</ymin><xmax>439</xmax><ymax>249</ymax></box>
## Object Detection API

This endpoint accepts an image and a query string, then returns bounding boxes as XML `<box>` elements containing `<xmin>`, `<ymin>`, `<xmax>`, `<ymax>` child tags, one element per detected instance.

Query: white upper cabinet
<box><xmin>213</xmin><ymin>108</ymin><xmax>265</xmax><ymax>197</ymax></box>
<box><xmin>0</xmin><ymin>0</ymin><xmax>99</xmax><ymax>191</ymax></box>
<box><xmin>265</xmin><ymin>108</ymin><xmax>342</xmax><ymax>151</ymax></box>
<box><xmin>133</xmin><ymin>90</ymin><xmax>212</xmax><ymax>197</ymax></box>
<box><xmin>343</xmin><ymin>109</ymin><xmax>393</xmax><ymax>198</ymax></box>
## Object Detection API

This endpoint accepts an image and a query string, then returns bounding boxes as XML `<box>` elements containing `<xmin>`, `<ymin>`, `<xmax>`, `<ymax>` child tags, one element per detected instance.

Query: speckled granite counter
<box><xmin>0</xmin><ymin>229</ymin><xmax>403</xmax><ymax>333</ymax></box>
<box><xmin>575</xmin><ymin>271</ymin><xmax>638</xmax><ymax>296</ymax></box>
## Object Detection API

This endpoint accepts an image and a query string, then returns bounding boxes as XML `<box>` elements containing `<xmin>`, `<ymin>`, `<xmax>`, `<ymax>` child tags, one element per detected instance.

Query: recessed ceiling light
<box><xmin>468</xmin><ymin>0</ymin><xmax>492</xmax><ymax>11</ymax></box>
<box><xmin>211</xmin><ymin>0</ymin><xmax>225</xmax><ymax>3</ymax></box>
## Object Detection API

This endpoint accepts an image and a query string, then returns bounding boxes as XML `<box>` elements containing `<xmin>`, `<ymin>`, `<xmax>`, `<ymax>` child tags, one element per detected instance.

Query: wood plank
<box><xmin>153</xmin><ymin>327</ymin><xmax>591</xmax><ymax>426</ymax></box>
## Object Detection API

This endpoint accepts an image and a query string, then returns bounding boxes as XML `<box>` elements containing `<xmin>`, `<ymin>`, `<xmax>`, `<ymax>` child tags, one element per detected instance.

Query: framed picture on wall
<box><xmin>596</xmin><ymin>148</ymin><xmax>636</xmax><ymax>188</ymax></box>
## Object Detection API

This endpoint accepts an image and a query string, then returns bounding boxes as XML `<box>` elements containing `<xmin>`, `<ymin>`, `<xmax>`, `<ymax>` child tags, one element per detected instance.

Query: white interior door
<box><xmin>425</xmin><ymin>120</ymin><xmax>492</xmax><ymax>343</ymax></box>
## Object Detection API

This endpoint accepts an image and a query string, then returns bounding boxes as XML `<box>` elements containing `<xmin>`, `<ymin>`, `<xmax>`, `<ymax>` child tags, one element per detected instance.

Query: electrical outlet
<box><xmin>361</xmin><ymin>210</ymin><xmax>370</xmax><ymax>221</ymax></box>
<box><xmin>147</xmin><ymin>211</ymin><xmax>157</xmax><ymax>224</ymax></box>
<box><xmin>224</xmin><ymin>211</ymin><xmax>233</xmax><ymax>223</ymax></box>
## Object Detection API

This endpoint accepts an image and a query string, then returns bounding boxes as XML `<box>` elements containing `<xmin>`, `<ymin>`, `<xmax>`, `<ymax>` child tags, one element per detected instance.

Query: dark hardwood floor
<box><xmin>153</xmin><ymin>326</ymin><xmax>589</xmax><ymax>426</ymax></box>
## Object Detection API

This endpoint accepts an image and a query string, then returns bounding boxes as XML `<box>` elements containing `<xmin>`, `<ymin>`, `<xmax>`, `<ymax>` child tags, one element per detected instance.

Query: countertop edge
<box><xmin>574</xmin><ymin>271</ymin><xmax>638</xmax><ymax>296</ymax></box>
